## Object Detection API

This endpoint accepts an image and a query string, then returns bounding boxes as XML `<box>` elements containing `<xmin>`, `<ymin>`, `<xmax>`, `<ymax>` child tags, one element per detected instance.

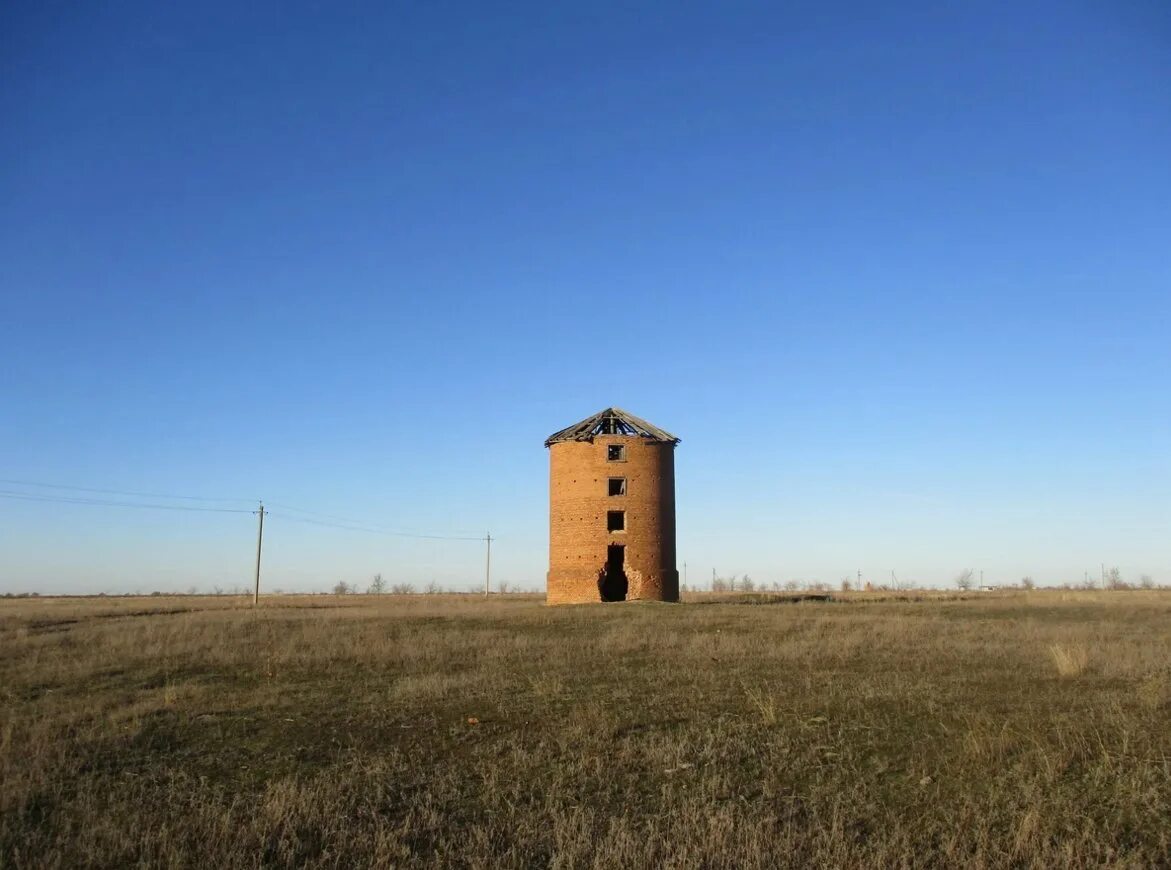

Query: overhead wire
<box><xmin>0</xmin><ymin>480</ymin><xmax>489</xmax><ymax>539</ymax></box>
<box><xmin>0</xmin><ymin>490</ymin><xmax>255</xmax><ymax>513</ymax></box>
<box><xmin>0</xmin><ymin>477</ymin><xmax>256</xmax><ymax>503</ymax></box>
<box><xmin>0</xmin><ymin>477</ymin><xmax>494</xmax><ymax>594</ymax></box>
<box><xmin>266</xmin><ymin>511</ymin><xmax>487</xmax><ymax>541</ymax></box>
<box><xmin>263</xmin><ymin>501</ymin><xmax>376</xmax><ymax>525</ymax></box>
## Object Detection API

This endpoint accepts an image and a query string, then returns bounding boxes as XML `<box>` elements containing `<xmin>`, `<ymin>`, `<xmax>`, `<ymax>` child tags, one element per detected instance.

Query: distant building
<box><xmin>545</xmin><ymin>408</ymin><xmax>680</xmax><ymax>605</ymax></box>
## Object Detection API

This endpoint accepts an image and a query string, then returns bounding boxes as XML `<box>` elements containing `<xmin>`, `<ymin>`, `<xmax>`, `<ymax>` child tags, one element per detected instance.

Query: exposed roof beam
<box><xmin>545</xmin><ymin>407</ymin><xmax>680</xmax><ymax>446</ymax></box>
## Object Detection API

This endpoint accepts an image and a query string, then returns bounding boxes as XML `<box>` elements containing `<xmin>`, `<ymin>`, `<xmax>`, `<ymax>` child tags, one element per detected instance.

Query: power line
<box><xmin>266</xmin><ymin>501</ymin><xmax>486</xmax><ymax>539</ymax></box>
<box><xmin>0</xmin><ymin>490</ymin><xmax>254</xmax><ymax>513</ymax></box>
<box><xmin>2</xmin><ymin>486</ymin><xmax>493</xmax><ymax>596</ymax></box>
<box><xmin>0</xmin><ymin>477</ymin><xmax>255</xmax><ymax>503</ymax></box>
<box><xmin>264</xmin><ymin>512</ymin><xmax>389</xmax><ymax>535</ymax></box>
<box><xmin>266</xmin><ymin>501</ymin><xmax>487</xmax><ymax>541</ymax></box>
<box><xmin>266</xmin><ymin>511</ymin><xmax>487</xmax><ymax>541</ymax></box>
<box><xmin>264</xmin><ymin>501</ymin><xmax>379</xmax><ymax>525</ymax></box>
<box><xmin>0</xmin><ymin>480</ymin><xmax>488</xmax><ymax>541</ymax></box>
<box><xmin>0</xmin><ymin>492</ymin><xmax>486</xmax><ymax>540</ymax></box>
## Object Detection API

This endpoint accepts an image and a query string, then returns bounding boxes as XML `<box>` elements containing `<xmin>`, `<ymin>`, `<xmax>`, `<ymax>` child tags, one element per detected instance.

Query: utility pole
<box><xmin>253</xmin><ymin>501</ymin><xmax>266</xmax><ymax>606</ymax></box>
<box><xmin>683</xmin><ymin>561</ymin><xmax>688</xmax><ymax>588</ymax></box>
<box><xmin>484</xmin><ymin>532</ymin><xmax>492</xmax><ymax>596</ymax></box>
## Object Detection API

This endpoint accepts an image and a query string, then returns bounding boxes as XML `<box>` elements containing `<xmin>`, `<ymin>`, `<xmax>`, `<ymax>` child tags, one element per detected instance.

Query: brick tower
<box><xmin>545</xmin><ymin>407</ymin><xmax>680</xmax><ymax>605</ymax></box>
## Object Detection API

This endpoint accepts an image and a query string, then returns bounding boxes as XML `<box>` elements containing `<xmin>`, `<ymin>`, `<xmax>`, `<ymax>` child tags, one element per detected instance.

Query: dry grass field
<box><xmin>3</xmin><ymin>591</ymin><xmax>1170</xmax><ymax>868</ymax></box>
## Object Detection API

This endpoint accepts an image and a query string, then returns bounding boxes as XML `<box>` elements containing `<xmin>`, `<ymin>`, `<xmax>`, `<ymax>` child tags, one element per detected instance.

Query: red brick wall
<box><xmin>547</xmin><ymin>436</ymin><xmax>678</xmax><ymax>605</ymax></box>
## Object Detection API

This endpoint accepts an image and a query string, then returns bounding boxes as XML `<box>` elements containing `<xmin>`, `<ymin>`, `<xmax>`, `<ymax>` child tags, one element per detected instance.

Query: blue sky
<box><xmin>1</xmin><ymin>1</ymin><xmax>1168</xmax><ymax>593</ymax></box>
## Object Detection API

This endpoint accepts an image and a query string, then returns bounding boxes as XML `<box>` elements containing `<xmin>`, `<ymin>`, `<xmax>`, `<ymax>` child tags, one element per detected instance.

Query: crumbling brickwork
<box><xmin>547</xmin><ymin>434</ymin><xmax>678</xmax><ymax>605</ymax></box>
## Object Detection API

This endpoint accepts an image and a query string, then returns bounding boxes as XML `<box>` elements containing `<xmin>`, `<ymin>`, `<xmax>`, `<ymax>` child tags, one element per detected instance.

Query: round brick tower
<box><xmin>545</xmin><ymin>408</ymin><xmax>680</xmax><ymax>605</ymax></box>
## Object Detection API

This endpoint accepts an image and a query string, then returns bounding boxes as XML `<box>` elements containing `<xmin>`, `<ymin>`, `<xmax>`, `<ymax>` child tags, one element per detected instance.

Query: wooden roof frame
<box><xmin>545</xmin><ymin>407</ymin><xmax>680</xmax><ymax>447</ymax></box>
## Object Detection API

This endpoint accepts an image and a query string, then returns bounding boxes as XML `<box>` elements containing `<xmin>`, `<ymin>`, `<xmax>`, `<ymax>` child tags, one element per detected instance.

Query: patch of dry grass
<box><xmin>2</xmin><ymin>591</ymin><xmax>1171</xmax><ymax>867</ymax></box>
<box><xmin>1049</xmin><ymin>642</ymin><xmax>1090</xmax><ymax>678</ymax></box>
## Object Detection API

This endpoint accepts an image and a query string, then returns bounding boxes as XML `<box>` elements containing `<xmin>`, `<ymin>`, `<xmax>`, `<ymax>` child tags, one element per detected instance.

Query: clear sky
<box><xmin>1</xmin><ymin>1</ymin><xmax>1168</xmax><ymax>594</ymax></box>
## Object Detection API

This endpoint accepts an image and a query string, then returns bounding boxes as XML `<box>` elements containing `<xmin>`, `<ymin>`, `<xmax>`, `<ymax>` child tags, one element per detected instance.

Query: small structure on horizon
<box><xmin>545</xmin><ymin>407</ymin><xmax>680</xmax><ymax>605</ymax></box>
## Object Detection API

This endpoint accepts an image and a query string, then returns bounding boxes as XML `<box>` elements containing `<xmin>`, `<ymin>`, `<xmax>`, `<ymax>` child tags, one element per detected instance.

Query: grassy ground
<box><xmin>2</xmin><ymin>591</ymin><xmax>1170</xmax><ymax>868</ymax></box>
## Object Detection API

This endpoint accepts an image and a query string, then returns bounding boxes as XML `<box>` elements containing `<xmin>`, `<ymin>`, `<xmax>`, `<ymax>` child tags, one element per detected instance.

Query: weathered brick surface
<box><xmin>546</xmin><ymin>436</ymin><xmax>678</xmax><ymax>605</ymax></box>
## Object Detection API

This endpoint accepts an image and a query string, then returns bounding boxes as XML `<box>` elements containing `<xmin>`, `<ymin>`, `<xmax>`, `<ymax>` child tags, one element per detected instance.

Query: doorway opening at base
<box><xmin>599</xmin><ymin>544</ymin><xmax>628</xmax><ymax>602</ymax></box>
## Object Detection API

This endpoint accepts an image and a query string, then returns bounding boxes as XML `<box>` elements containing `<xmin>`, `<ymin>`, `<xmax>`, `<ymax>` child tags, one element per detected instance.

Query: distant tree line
<box><xmin>3</xmin><ymin>568</ymin><xmax>1159</xmax><ymax>599</ymax></box>
<box><xmin>677</xmin><ymin>568</ymin><xmax>1163</xmax><ymax>595</ymax></box>
<box><xmin>325</xmin><ymin>575</ymin><xmax>537</xmax><ymax>595</ymax></box>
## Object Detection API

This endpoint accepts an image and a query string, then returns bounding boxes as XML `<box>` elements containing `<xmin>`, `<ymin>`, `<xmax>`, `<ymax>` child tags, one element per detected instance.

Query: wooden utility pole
<box><xmin>484</xmin><ymin>532</ymin><xmax>492</xmax><ymax>596</ymax></box>
<box><xmin>253</xmin><ymin>502</ymin><xmax>266</xmax><ymax>606</ymax></box>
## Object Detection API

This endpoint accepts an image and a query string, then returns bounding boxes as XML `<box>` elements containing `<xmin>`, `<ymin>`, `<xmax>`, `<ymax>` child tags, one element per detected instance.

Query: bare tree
<box><xmin>740</xmin><ymin>575</ymin><xmax>755</xmax><ymax>592</ymax></box>
<box><xmin>1020</xmin><ymin>576</ymin><xmax>1035</xmax><ymax>590</ymax></box>
<box><xmin>424</xmin><ymin>580</ymin><xmax>441</xmax><ymax>595</ymax></box>
<box><xmin>1105</xmin><ymin>567</ymin><xmax>1126</xmax><ymax>590</ymax></box>
<box><xmin>954</xmin><ymin>569</ymin><xmax>975</xmax><ymax>591</ymax></box>
<box><xmin>367</xmin><ymin>573</ymin><xmax>386</xmax><ymax>594</ymax></box>
<box><xmin>333</xmin><ymin>580</ymin><xmax>352</xmax><ymax>595</ymax></box>
<box><xmin>1140</xmin><ymin>574</ymin><xmax>1155</xmax><ymax>589</ymax></box>
<box><xmin>390</xmin><ymin>582</ymin><xmax>415</xmax><ymax>595</ymax></box>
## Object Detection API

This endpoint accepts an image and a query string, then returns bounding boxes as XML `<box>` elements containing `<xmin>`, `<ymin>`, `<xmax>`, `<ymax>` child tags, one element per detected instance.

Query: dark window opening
<box><xmin>599</xmin><ymin>544</ymin><xmax>628</xmax><ymax>602</ymax></box>
<box><xmin>608</xmin><ymin>478</ymin><xmax>626</xmax><ymax>496</ymax></box>
<box><xmin>607</xmin><ymin>444</ymin><xmax>626</xmax><ymax>461</ymax></box>
<box><xmin>607</xmin><ymin>510</ymin><xmax>625</xmax><ymax>532</ymax></box>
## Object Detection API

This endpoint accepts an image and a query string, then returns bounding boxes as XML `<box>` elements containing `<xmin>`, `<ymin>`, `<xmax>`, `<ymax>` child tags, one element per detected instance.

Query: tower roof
<box><xmin>545</xmin><ymin>407</ymin><xmax>680</xmax><ymax>447</ymax></box>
